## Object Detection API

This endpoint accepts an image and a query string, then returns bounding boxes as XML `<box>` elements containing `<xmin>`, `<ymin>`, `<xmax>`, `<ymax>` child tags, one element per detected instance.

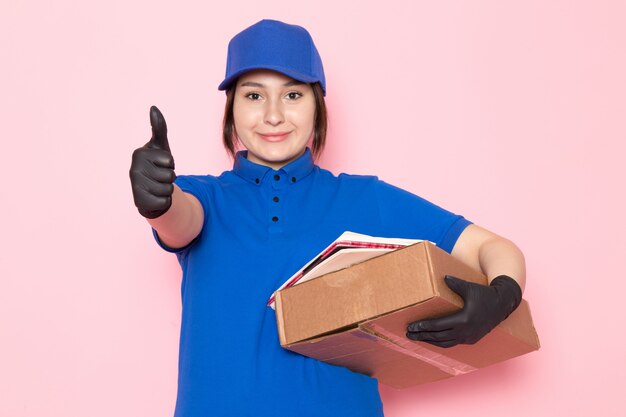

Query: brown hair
<box><xmin>222</xmin><ymin>81</ymin><xmax>327</xmax><ymax>161</ymax></box>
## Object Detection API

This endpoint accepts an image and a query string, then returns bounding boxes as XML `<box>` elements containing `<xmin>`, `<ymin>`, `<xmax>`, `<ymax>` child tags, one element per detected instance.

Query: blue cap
<box><xmin>218</xmin><ymin>19</ymin><xmax>326</xmax><ymax>96</ymax></box>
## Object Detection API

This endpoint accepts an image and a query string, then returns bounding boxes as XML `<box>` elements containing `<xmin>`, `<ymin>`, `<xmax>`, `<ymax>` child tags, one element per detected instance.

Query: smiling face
<box><xmin>232</xmin><ymin>69</ymin><xmax>316</xmax><ymax>170</ymax></box>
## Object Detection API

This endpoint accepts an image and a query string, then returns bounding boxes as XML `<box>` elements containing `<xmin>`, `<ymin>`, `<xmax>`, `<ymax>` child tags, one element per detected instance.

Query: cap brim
<box><xmin>218</xmin><ymin>65</ymin><xmax>325</xmax><ymax>95</ymax></box>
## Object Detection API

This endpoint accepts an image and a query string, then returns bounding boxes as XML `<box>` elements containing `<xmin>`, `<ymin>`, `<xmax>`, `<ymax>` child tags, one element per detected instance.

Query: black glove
<box><xmin>406</xmin><ymin>275</ymin><xmax>522</xmax><ymax>348</ymax></box>
<box><xmin>129</xmin><ymin>106</ymin><xmax>176</xmax><ymax>219</ymax></box>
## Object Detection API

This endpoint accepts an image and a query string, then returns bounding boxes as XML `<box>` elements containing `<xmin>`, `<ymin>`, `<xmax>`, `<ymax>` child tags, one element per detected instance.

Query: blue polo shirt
<box><xmin>153</xmin><ymin>148</ymin><xmax>471</xmax><ymax>417</ymax></box>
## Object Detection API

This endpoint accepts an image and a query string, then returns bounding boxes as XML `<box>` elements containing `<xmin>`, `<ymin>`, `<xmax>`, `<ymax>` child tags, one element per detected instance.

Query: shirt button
<box><xmin>274</xmin><ymin>174</ymin><xmax>280</xmax><ymax>181</ymax></box>
<box><xmin>273</xmin><ymin>196</ymin><xmax>279</xmax><ymax>202</ymax></box>
<box><xmin>272</xmin><ymin>216</ymin><xmax>279</xmax><ymax>222</ymax></box>
<box><xmin>255</xmin><ymin>178</ymin><xmax>260</xmax><ymax>184</ymax></box>
<box><xmin>291</xmin><ymin>177</ymin><xmax>296</xmax><ymax>183</ymax></box>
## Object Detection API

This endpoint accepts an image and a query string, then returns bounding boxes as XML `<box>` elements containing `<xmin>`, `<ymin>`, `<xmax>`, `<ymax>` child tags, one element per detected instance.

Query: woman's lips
<box><xmin>259</xmin><ymin>132</ymin><xmax>291</xmax><ymax>142</ymax></box>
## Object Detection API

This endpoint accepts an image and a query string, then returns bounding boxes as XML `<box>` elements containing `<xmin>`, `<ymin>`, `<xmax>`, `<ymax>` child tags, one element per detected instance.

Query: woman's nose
<box><xmin>264</xmin><ymin>98</ymin><xmax>285</xmax><ymax>126</ymax></box>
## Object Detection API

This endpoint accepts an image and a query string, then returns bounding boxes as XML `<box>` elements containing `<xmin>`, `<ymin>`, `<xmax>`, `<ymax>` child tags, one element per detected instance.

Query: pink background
<box><xmin>1</xmin><ymin>1</ymin><xmax>624</xmax><ymax>416</ymax></box>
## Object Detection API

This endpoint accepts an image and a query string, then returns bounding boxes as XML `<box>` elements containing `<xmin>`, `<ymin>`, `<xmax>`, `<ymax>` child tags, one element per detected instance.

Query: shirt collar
<box><xmin>233</xmin><ymin>147</ymin><xmax>315</xmax><ymax>185</ymax></box>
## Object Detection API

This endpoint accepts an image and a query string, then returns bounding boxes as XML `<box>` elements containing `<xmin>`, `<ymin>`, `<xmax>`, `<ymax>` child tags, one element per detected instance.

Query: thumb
<box><xmin>443</xmin><ymin>275</ymin><xmax>470</xmax><ymax>299</ymax></box>
<box><xmin>149</xmin><ymin>105</ymin><xmax>170</xmax><ymax>151</ymax></box>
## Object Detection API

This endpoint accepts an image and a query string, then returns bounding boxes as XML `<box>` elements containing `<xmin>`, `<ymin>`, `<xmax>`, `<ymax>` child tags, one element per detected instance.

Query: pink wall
<box><xmin>2</xmin><ymin>1</ymin><xmax>624</xmax><ymax>416</ymax></box>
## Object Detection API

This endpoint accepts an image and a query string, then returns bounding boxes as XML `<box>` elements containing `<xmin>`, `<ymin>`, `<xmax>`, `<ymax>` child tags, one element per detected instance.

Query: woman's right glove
<box><xmin>129</xmin><ymin>106</ymin><xmax>176</xmax><ymax>219</ymax></box>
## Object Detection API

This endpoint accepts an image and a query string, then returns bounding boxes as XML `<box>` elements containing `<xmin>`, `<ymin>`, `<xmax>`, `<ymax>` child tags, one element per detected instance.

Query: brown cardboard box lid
<box><xmin>276</xmin><ymin>241</ymin><xmax>487</xmax><ymax>346</ymax></box>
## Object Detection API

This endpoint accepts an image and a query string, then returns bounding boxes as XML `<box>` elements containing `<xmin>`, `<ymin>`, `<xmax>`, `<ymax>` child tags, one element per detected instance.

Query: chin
<box><xmin>264</xmin><ymin>146</ymin><xmax>304</xmax><ymax>160</ymax></box>
<box><xmin>244</xmin><ymin>140</ymin><xmax>308</xmax><ymax>167</ymax></box>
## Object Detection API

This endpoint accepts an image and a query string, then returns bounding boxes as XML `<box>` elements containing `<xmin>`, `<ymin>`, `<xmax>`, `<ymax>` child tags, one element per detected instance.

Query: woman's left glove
<box><xmin>405</xmin><ymin>275</ymin><xmax>522</xmax><ymax>348</ymax></box>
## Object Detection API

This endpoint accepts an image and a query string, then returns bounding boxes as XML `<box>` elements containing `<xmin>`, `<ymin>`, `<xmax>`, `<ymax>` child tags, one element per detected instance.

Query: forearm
<box><xmin>148</xmin><ymin>184</ymin><xmax>204</xmax><ymax>249</ymax></box>
<box><xmin>478</xmin><ymin>238</ymin><xmax>526</xmax><ymax>292</ymax></box>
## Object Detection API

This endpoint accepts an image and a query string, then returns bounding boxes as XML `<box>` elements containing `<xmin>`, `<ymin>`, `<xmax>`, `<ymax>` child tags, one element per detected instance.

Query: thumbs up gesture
<box><xmin>129</xmin><ymin>106</ymin><xmax>177</xmax><ymax>219</ymax></box>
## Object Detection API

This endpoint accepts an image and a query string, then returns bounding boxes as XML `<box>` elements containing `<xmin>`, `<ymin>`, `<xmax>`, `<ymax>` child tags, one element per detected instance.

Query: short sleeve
<box><xmin>151</xmin><ymin>175</ymin><xmax>210</xmax><ymax>255</ymax></box>
<box><xmin>373</xmin><ymin>178</ymin><xmax>472</xmax><ymax>253</ymax></box>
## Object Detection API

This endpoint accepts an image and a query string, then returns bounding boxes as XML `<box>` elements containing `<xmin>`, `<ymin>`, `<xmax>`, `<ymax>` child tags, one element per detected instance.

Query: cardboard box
<box><xmin>274</xmin><ymin>241</ymin><xmax>540</xmax><ymax>388</ymax></box>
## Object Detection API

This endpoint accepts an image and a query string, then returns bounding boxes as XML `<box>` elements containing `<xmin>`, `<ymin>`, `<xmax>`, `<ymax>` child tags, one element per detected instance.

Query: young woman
<box><xmin>129</xmin><ymin>19</ymin><xmax>526</xmax><ymax>417</ymax></box>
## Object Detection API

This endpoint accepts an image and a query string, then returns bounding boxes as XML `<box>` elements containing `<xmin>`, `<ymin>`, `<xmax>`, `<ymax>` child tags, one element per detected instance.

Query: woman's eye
<box><xmin>246</xmin><ymin>92</ymin><xmax>261</xmax><ymax>100</ymax></box>
<box><xmin>287</xmin><ymin>92</ymin><xmax>302</xmax><ymax>100</ymax></box>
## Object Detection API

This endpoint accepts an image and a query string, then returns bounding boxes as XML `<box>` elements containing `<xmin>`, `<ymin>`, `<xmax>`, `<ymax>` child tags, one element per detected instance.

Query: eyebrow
<box><xmin>239</xmin><ymin>80</ymin><xmax>305</xmax><ymax>88</ymax></box>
